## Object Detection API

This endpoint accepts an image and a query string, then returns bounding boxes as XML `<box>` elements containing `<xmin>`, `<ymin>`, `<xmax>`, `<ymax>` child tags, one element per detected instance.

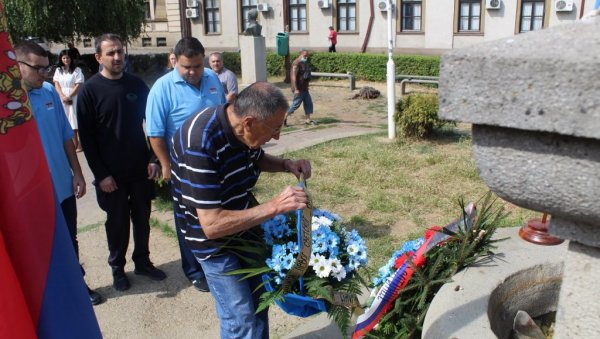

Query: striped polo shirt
<box><xmin>170</xmin><ymin>104</ymin><xmax>263</xmax><ymax>259</ymax></box>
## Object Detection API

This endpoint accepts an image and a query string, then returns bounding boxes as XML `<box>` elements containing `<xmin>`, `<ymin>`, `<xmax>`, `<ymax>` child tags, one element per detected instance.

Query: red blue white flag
<box><xmin>0</xmin><ymin>2</ymin><xmax>101</xmax><ymax>338</ymax></box>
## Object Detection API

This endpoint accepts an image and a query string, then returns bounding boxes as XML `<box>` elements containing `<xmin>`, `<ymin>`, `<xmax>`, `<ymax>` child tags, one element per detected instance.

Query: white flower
<box><xmin>347</xmin><ymin>243</ymin><xmax>359</xmax><ymax>256</ymax></box>
<box><xmin>332</xmin><ymin>266</ymin><xmax>347</xmax><ymax>281</ymax></box>
<box><xmin>329</xmin><ymin>258</ymin><xmax>343</xmax><ymax>273</ymax></box>
<box><xmin>313</xmin><ymin>259</ymin><xmax>333</xmax><ymax>278</ymax></box>
<box><xmin>309</xmin><ymin>253</ymin><xmax>325</xmax><ymax>267</ymax></box>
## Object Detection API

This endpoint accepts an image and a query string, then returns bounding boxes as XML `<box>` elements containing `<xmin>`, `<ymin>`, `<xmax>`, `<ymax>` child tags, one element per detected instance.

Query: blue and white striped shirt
<box><xmin>171</xmin><ymin>104</ymin><xmax>263</xmax><ymax>259</ymax></box>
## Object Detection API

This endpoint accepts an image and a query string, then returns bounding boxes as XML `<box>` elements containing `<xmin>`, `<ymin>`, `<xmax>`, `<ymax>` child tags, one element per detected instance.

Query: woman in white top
<box><xmin>53</xmin><ymin>49</ymin><xmax>84</xmax><ymax>151</ymax></box>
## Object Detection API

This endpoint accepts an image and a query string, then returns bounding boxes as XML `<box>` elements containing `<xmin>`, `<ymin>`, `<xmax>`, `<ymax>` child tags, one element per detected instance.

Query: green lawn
<box><xmin>252</xmin><ymin>126</ymin><xmax>538</xmax><ymax>269</ymax></box>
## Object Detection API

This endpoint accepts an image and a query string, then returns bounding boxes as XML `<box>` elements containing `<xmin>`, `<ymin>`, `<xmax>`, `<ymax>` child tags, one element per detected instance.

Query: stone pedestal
<box><xmin>240</xmin><ymin>36</ymin><xmax>267</xmax><ymax>84</ymax></box>
<box><xmin>437</xmin><ymin>14</ymin><xmax>600</xmax><ymax>338</ymax></box>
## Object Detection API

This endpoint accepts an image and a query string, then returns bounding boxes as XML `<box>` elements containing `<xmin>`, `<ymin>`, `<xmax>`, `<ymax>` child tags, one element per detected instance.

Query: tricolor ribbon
<box><xmin>352</xmin><ymin>203</ymin><xmax>476</xmax><ymax>339</ymax></box>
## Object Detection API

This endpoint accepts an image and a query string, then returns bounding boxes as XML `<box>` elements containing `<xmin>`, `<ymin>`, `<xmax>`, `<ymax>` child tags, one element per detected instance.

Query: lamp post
<box><xmin>386</xmin><ymin>0</ymin><xmax>395</xmax><ymax>139</ymax></box>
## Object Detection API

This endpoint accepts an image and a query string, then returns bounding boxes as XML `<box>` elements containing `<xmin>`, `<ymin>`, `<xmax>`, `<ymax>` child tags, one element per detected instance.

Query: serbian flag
<box><xmin>0</xmin><ymin>2</ymin><xmax>101</xmax><ymax>338</ymax></box>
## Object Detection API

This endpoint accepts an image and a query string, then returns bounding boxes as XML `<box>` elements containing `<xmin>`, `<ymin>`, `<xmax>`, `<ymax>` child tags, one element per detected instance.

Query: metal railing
<box><xmin>311</xmin><ymin>72</ymin><xmax>356</xmax><ymax>90</ymax></box>
<box><xmin>395</xmin><ymin>74</ymin><xmax>439</xmax><ymax>96</ymax></box>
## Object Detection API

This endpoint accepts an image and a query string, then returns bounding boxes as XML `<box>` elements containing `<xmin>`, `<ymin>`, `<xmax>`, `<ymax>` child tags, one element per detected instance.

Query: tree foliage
<box><xmin>4</xmin><ymin>0</ymin><xmax>146</xmax><ymax>44</ymax></box>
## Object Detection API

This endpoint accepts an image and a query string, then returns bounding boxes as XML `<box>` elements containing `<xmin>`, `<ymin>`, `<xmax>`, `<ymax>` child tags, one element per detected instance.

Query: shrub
<box><xmin>394</xmin><ymin>93</ymin><xmax>447</xmax><ymax>139</ymax></box>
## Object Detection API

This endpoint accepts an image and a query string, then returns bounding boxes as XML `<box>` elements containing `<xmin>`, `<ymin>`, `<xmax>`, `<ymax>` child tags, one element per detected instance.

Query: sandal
<box><xmin>304</xmin><ymin>120</ymin><xmax>316</xmax><ymax>125</ymax></box>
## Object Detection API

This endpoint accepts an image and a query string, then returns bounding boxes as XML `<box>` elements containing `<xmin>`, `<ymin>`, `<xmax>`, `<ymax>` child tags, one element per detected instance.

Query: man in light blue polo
<box><xmin>146</xmin><ymin>37</ymin><xmax>225</xmax><ymax>292</ymax></box>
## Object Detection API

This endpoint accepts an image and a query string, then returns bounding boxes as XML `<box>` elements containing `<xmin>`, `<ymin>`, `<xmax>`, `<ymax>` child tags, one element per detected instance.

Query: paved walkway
<box><xmin>76</xmin><ymin>123</ymin><xmax>381</xmax><ymax>338</ymax></box>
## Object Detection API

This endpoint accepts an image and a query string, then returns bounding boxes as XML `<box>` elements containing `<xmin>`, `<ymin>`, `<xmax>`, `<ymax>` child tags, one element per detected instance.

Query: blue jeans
<box><xmin>199</xmin><ymin>252</ymin><xmax>269</xmax><ymax>339</ymax></box>
<box><xmin>171</xmin><ymin>187</ymin><xmax>205</xmax><ymax>282</ymax></box>
<box><xmin>288</xmin><ymin>90</ymin><xmax>313</xmax><ymax>116</ymax></box>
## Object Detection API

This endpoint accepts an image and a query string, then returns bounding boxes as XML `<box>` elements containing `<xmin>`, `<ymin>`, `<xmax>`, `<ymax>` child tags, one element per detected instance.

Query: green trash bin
<box><xmin>276</xmin><ymin>32</ymin><xmax>289</xmax><ymax>56</ymax></box>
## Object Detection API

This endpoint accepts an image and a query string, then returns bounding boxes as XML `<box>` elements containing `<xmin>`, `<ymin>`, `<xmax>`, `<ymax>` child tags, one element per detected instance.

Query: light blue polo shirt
<box><xmin>29</xmin><ymin>82</ymin><xmax>74</xmax><ymax>203</ymax></box>
<box><xmin>145</xmin><ymin>68</ymin><xmax>226</xmax><ymax>147</ymax></box>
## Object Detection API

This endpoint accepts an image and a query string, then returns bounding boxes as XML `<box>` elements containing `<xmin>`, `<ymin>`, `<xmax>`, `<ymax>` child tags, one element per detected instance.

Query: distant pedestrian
<box><xmin>328</xmin><ymin>26</ymin><xmax>337</xmax><ymax>52</ymax></box>
<box><xmin>209</xmin><ymin>52</ymin><xmax>238</xmax><ymax>103</ymax></box>
<box><xmin>78</xmin><ymin>33</ymin><xmax>166</xmax><ymax>292</ymax></box>
<box><xmin>286</xmin><ymin>49</ymin><xmax>315</xmax><ymax>126</ymax></box>
<box><xmin>54</xmin><ymin>49</ymin><xmax>84</xmax><ymax>151</ymax></box>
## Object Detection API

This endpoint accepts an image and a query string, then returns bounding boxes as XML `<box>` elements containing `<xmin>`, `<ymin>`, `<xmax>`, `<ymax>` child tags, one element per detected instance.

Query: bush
<box><xmin>394</xmin><ymin>93</ymin><xmax>448</xmax><ymax>139</ymax></box>
<box><xmin>265</xmin><ymin>52</ymin><xmax>440</xmax><ymax>80</ymax></box>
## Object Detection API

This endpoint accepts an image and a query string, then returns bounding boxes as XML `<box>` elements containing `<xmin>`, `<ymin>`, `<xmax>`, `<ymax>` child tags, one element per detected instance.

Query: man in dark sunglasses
<box><xmin>15</xmin><ymin>41</ymin><xmax>104</xmax><ymax>306</ymax></box>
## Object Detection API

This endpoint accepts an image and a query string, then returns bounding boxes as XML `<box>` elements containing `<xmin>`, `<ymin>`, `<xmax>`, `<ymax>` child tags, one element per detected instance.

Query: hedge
<box><xmin>74</xmin><ymin>51</ymin><xmax>440</xmax><ymax>82</ymax></box>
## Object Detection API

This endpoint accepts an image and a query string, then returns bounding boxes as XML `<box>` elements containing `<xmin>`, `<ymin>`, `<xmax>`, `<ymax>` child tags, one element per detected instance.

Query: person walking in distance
<box><xmin>77</xmin><ymin>33</ymin><xmax>166</xmax><ymax>291</ymax></box>
<box><xmin>328</xmin><ymin>26</ymin><xmax>337</xmax><ymax>52</ymax></box>
<box><xmin>145</xmin><ymin>37</ymin><xmax>226</xmax><ymax>292</ymax></box>
<box><xmin>285</xmin><ymin>49</ymin><xmax>315</xmax><ymax>126</ymax></box>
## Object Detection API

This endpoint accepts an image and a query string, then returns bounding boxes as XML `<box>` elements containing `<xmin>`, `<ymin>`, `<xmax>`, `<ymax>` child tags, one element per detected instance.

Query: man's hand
<box><xmin>294</xmin><ymin>90</ymin><xmax>300</xmax><ymax>95</ymax></box>
<box><xmin>99</xmin><ymin>176</ymin><xmax>118</xmax><ymax>193</ymax></box>
<box><xmin>148</xmin><ymin>163</ymin><xmax>161</xmax><ymax>180</ymax></box>
<box><xmin>272</xmin><ymin>185</ymin><xmax>309</xmax><ymax>215</ymax></box>
<box><xmin>284</xmin><ymin>159</ymin><xmax>312</xmax><ymax>180</ymax></box>
<box><xmin>226</xmin><ymin>92</ymin><xmax>236</xmax><ymax>103</ymax></box>
<box><xmin>161</xmin><ymin>162</ymin><xmax>171</xmax><ymax>181</ymax></box>
<box><xmin>73</xmin><ymin>173</ymin><xmax>86</xmax><ymax>199</ymax></box>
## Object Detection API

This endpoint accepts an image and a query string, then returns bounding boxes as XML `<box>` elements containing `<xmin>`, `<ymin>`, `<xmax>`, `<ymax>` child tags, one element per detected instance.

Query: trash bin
<box><xmin>276</xmin><ymin>32</ymin><xmax>289</xmax><ymax>56</ymax></box>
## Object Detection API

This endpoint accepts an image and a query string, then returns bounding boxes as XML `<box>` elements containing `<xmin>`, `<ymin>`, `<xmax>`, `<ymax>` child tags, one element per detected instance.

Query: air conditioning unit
<box><xmin>555</xmin><ymin>0</ymin><xmax>574</xmax><ymax>12</ymax></box>
<box><xmin>377</xmin><ymin>0</ymin><xmax>390</xmax><ymax>11</ymax></box>
<box><xmin>256</xmin><ymin>3</ymin><xmax>269</xmax><ymax>12</ymax></box>
<box><xmin>186</xmin><ymin>0</ymin><xmax>198</xmax><ymax>8</ymax></box>
<box><xmin>486</xmin><ymin>0</ymin><xmax>501</xmax><ymax>10</ymax></box>
<box><xmin>318</xmin><ymin>0</ymin><xmax>330</xmax><ymax>9</ymax></box>
<box><xmin>185</xmin><ymin>8</ymin><xmax>198</xmax><ymax>19</ymax></box>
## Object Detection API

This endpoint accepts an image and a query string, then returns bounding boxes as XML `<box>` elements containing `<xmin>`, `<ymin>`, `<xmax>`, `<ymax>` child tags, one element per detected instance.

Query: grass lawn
<box><xmin>251</xmin><ymin>125</ymin><xmax>538</xmax><ymax>269</ymax></box>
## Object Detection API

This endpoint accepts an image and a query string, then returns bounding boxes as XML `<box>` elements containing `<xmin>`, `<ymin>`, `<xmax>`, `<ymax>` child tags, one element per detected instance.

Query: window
<box><xmin>142</xmin><ymin>37</ymin><xmax>152</xmax><ymax>47</ymax></box>
<box><xmin>401</xmin><ymin>0</ymin><xmax>422</xmax><ymax>32</ymax></box>
<box><xmin>144</xmin><ymin>0</ymin><xmax>152</xmax><ymax>20</ymax></box>
<box><xmin>458</xmin><ymin>0</ymin><xmax>481</xmax><ymax>32</ymax></box>
<box><xmin>83</xmin><ymin>39</ymin><xmax>92</xmax><ymax>48</ymax></box>
<box><xmin>241</xmin><ymin>0</ymin><xmax>258</xmax><ymax>32</ymax></box>
<box><xmin>337</xmin><ymin>0</ymin><xmax>356</xmax><ymax>32</ymax></box>
<box><xmin>519</xmin><ymin>0</ymin><xmax>546</xmax><ymax>32</ymax></box>
<box><xmin>204</xmin><ymin>0</ymin><xmax>221</xmax><ymax>33</ymax></box>
<box><xmin>289</xmin><ymin>0</ymin><xmax>307</xmax><ymax>32</ymax></box>
<box><xmin>156</xmin><ymin>37</ymin><xmax>167</xmax><ymax>47</ymax></box>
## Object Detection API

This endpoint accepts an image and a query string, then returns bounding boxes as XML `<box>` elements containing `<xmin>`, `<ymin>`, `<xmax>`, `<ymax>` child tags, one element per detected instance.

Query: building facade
<box><xmin>118</xmin><ymin>1</ymin><xmax>596</xmax><ymax>55</ymax></box>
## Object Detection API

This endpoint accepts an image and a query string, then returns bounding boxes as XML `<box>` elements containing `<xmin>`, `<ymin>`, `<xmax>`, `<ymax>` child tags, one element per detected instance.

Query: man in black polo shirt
<box><xmin>171</xmin><ymin>82</ymin><xmax>311</xmax><ymax>338</ymax></box>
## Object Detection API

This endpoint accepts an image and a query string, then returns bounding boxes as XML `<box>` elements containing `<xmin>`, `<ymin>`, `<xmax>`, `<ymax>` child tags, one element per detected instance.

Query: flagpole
<box><xmin>386</xmin><ymin>0</ymin><xmax>396</xmax><ymax>139</ymax></box>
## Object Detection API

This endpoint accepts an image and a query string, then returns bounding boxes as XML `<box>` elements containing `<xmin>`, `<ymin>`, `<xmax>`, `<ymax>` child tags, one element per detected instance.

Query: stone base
<box><xmin>422</xmin><ymin>227</ymin><xmax>567</xmax><ymax>339</ymax></box>
<box><xmin>240</xmin><ymin>36</ymin><xmax>267</xmax><ymax>84</ymax></box>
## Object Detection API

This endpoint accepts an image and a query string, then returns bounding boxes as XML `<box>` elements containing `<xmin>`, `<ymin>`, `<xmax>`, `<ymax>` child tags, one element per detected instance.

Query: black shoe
<box><xmin>283</xmin><ymin>118</ymin><xmax>288</xmax><ymax>127</ymax></box>
<box><xmin>87</xmin><ymin>286</ymin><xmax>105</xmax><ymax>305</ymax></box>
<box><xmin>134</xmin><ymin>262</ymin><xmax>167</xmax><ymax>281</ymax></box>
<box><xmin>112</xmin><ymin>268</ymin><xmax>131</xmax><ymax>291</ymax></box>
<box><xmin>191</xmin><ymin>278</ymin><xmax>209</xmax><ymax>292</ymax></box>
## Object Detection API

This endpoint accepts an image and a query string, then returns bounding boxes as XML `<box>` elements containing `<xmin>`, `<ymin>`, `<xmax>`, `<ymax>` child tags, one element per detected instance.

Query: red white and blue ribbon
<box><xmin>352</xmin><ymin>203</ymin><xmax>476</xmax><ymax>339</ymax></box>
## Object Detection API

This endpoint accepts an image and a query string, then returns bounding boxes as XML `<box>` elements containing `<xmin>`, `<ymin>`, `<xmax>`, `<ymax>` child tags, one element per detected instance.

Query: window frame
<box><xmin>336</xmin><ymin>0</ymin><xmax>358</xmax><ymax>33</ymax></box>
<box><xmin>455</xmin><ymin>0</ymin><xmax>482</xmax><ymax>33</ymax></box>
<box><xmin>288</xmin><ymin>0</ymin><xmax>308</xmax><ymax>33</ymax></box>
<box><xmin>399</xmin><ymin>0</ymin><xmax>423</xmax><ymax>33</ymax></box>
<box><xmin>240</xmin><ymin>0</ymin><xmax>258</xmax><ymax>33</ymax></box>
<box><xmin>204</xmin><ymin>0</ymin><xmax>221</xmax><ymax>34</ymax></box>
<box><xmin>516</xmin><ymin>0</ymin><xmax>549</xmax><ymax>33</ymax></box>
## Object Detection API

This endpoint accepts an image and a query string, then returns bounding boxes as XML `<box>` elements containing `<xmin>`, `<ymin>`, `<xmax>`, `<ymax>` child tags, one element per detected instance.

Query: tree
<box><xmin>4</xmin><ymin>0</ymin><xmax>146</xmax><ymax>45</ymax></box>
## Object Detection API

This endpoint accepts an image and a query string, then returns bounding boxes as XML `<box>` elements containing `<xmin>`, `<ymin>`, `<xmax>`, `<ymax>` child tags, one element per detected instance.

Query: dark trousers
<box><xmin>172</xmin><ymin>186</ymin><xmax>205</xmax><ymax>281</ymax></box>
<box><xmin>95</xmin><ymin>179</ymin><xmax>154</xmax><ymax>269</ymax></box>
<box><xmin>61</xmin><ymin>195</ymin><xmax>85</xmax><ymax>275</ymax></box>
<box><xmin>329</xmin><ymin>43</ymin><xmax>336</xmax><ymax>52</ymax></box>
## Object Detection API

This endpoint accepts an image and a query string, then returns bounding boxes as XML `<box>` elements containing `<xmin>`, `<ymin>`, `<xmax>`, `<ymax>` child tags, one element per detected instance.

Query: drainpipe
<box><xmin>360</xmin><ymin>0</ymin><xmax>375</xmax><ymax>53</ymax></box>
<box><xmin>179</xmin><ymin>0</ymin><xmax>192</xmax><ymax>38</ymax></box>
